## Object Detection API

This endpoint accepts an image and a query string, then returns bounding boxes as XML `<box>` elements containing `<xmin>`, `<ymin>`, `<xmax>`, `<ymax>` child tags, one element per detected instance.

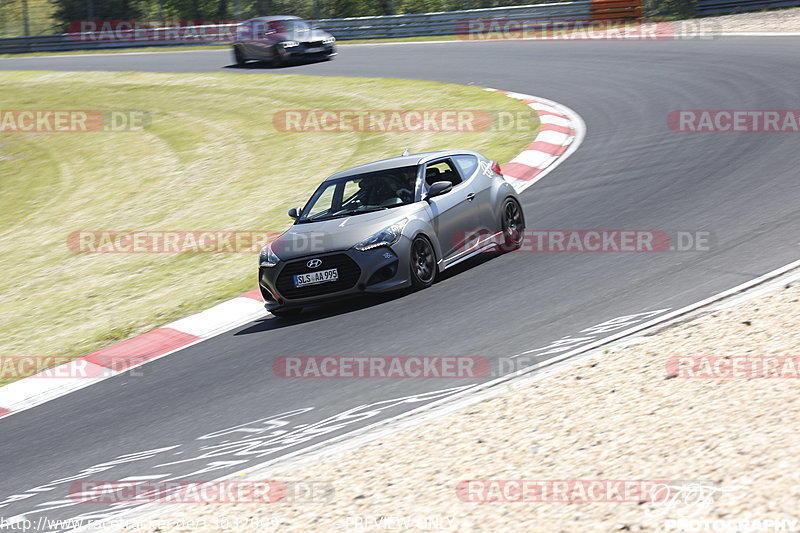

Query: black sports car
<box><xmin>232</xmin><ymin>16</ymin><xmax>336</xmax><ymax>66</ymax></box>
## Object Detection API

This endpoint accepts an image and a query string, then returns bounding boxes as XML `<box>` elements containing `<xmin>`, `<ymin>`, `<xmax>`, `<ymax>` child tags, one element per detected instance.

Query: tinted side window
<box><xmin>453</xmin><ymin>155</ymin><xmax>479</xmax><ymax>179</ymax></box>
<box><xmin>237</xmin><ymin>22</ymin><xmax>253</xmax><ymax>39</ymax></box>
<box><xmin>424</xmin><ymin>159</ymin><xmax>462</xmax><ymax>188</ymax></box>
<box><xmin>269</xmin><ymin>20</ymin><xmax>287</xmax><ymax>33</ymax></box>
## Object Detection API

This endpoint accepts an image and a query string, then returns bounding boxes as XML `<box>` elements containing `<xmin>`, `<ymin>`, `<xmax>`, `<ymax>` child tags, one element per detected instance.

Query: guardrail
<box><xmin>311</xmin><ymin>2</ymin><xmax>594</xmax><ymax>40</ymax></box>
<box><xmin>2</xmin><ymin>0</ymin><xmax>797</xmax><ymax>55</ymax></box>
<box><xmin>0</xmin><ymin>26</ymin><xmax>242</xmax><ymax>54</ymax></box>
<box><xmin>0</xmin><ymin>0</ymin><xmax>641</xmax><ymax>54</ymax></box>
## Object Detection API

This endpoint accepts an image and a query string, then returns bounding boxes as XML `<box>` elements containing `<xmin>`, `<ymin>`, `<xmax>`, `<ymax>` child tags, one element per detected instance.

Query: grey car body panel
<box><xmin>272</xmin><ymin>203</ymin><xmax>425</xmax><ymax>262</ymax></box>
<box><xmin>258</xmin><ymin>150</ymin><xmax>522</xmax><ymax>311</ymax></box>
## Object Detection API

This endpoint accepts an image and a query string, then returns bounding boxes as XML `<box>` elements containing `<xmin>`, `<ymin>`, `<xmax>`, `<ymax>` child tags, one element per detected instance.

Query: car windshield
<box><xmin>298</xmin><ymin>166</ymin><xmax>419</xmax><ymax>223</ymax></box>
<box><xmin>270</xmin><ymin>19</ymin><xmax>311</xmax><ymax>33</ymax></box>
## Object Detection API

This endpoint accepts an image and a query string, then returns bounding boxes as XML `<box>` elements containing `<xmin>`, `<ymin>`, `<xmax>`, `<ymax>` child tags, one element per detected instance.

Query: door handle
<box><xmin>466</xmin><ymin>193</ymin><xmax>475</xmax><ymax>201</ymax></box>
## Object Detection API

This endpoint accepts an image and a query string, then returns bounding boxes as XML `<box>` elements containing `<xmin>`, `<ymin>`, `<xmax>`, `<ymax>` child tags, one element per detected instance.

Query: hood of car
<box><xmin>277</xmin><ymin>29</ymin><xmax>332</xmax><ymax>42</ymax></box>
<box><xmin>270</xmin><ymin>204</ymin><xmax>421</xmax><ymax>261</ymax></box>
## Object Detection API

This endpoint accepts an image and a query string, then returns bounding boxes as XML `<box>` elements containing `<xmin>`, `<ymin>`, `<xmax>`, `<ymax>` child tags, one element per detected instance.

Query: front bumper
<box><xmin>286</xmin><ymin>43</ymin><xmax>336</xmax><ymax>58</ymax></box>
<box><xmin>258</xmin><ymin>240</ymin><xmax>411</xmax><ymax>311</ymax></box>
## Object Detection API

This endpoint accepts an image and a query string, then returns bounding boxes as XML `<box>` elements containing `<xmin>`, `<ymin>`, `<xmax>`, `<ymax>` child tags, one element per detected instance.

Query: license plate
<box><xmin>294</xmin><ymin>268</ymin><xmax>338</xmax><ymax>287</ymax></box>
<box><xmin>305</xmin><ymin>47</ymin><xmax>324</xmax><ymax>53</ymax></box>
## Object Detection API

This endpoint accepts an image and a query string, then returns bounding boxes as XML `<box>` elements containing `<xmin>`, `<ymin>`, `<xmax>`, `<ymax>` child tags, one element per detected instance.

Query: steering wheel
<box><xmin>395</xmin><ymin>187</ymin><xmax>414</xmax><ymax>202</ymax></box>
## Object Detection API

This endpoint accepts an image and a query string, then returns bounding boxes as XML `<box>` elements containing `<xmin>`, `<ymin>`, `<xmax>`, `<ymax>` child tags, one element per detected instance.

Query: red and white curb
<box><xmin>0</xmin><ymin>290</ymin><xmax>269</xmax><ymax>417</ymax></box>
<box><xmin>0</xmin><ymin>90</ymin><xmax>584</xmax><ymax>421</ymax></box>
<box><xmin>486</xmin><ymin>89</ymin><xmax>585</xmax><ymax>193</ymax></box>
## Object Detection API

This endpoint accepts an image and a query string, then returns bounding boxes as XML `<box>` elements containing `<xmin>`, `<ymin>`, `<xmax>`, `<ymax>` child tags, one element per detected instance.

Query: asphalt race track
<box><xmin>1</xmin><ymin>37</ymin><xmax>799</xmax><ymax>530</ymax></box>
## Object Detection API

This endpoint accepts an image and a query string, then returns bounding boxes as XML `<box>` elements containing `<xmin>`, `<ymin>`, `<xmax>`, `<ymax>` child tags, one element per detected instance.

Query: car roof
<box><xmin>242</xmin><ymin>16</ymin><xmax>302</xmax><ymax>23</ymax></box>
<box><xmin>325</xmin><ymin>150</ymin><xmax>481</xmax><ymax>181</ymax></box>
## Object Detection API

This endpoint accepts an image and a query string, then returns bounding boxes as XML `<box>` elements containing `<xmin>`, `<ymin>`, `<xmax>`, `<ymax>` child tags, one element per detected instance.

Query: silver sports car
<box><xmin>258</xmin><ymin>150</ymin><xmax>525</xmax><ymax>317</ymax></box>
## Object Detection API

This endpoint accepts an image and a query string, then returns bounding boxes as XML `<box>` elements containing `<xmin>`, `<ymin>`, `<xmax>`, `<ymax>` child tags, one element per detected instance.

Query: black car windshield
<box><xmin>298</xmin><ymin>166</ymin><xmax>419</xmax><ymax>223</ymax></box>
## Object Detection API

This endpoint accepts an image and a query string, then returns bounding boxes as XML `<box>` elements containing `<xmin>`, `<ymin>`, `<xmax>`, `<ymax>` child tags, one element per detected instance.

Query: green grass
<box><xmin>0</xmin><ymin>70</ymin><xmax>537</xmax><ymax>386</ymax></box>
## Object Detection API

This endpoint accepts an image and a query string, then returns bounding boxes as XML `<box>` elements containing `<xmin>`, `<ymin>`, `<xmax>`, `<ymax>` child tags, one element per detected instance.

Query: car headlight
<box><xmin>323</xmin><ymin>36</ymin><xmax>336</xmax><ymax>44</ymax></box>
<box><xmin>259</xmin><ymin>245</ymin><xmax>280</xmax><ymax>267</ymax></box>
<box><xmin>281</xmin><ymin>40</ymin><xmax>300</xmax><ymax>48</ymax></box>
<box><xmin>353</xmin><ymin>219</ymin><xmax>408</xmax><ymax>251</ymax></box>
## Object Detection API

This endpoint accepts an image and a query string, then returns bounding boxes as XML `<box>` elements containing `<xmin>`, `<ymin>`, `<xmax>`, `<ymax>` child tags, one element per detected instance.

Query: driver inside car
<box><xmin>395</xmin><ymin>172</ymin><xmax>418</xmax><ymax>203</ymax></box>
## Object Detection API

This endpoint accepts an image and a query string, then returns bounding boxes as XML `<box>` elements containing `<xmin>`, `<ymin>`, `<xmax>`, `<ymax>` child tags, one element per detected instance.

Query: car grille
<box><xmin>276</xmin><ymin>253</ymin><xmax>361</xmax><ymax>299</ymax></box>
<box><xmin>305</xmin><ymin>40</ymin><xmax>324</xmax><ymax>48</ymax></box>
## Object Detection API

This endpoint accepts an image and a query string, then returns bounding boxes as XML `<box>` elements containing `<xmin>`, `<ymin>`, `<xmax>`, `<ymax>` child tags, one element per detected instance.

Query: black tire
<box><xmin>233</xmin><ymin>46</ymin><xmax>246</xmax><ymax>66</ymax></box>
<box><xmin>499</xmin><ymin>197</ymin><xmax>525</xmax><ymax>252</ymax></box>
<box><xmin>409</xmin><ymin>236</ymin><xmax>437</xmax><ymax>289</ymax></box>
<box><xmin>270</xmin><ymin>307</ymin><xmax>302</xmax><ymax>319</ymax></box>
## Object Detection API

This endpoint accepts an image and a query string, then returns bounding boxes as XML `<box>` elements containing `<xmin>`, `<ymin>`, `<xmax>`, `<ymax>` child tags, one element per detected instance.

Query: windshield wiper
<box><xmin>298</xmin><ymin>206</ymin><xmax>387</xmax><ymax>223</ymax></box>
<box><xmin>327</xmin><ymin>206</ymin><xmax>388</xmax><ymax>218</ymax></box>
<box><xmin>344</xmin><ymin>206</ymin><xmax>388</xmax><ymax>215</ymax></box>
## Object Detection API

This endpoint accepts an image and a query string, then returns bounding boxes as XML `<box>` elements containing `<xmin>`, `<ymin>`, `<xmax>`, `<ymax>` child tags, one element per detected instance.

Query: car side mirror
<box><xmin>288</xmin><ymin>207</ymin><xmax>300</xmax><ymax>219</ymax></box>
<box><xmin>425</xmin><ymin>181</ymin><xmax>452</xmax><ymax>200</ymax></box>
